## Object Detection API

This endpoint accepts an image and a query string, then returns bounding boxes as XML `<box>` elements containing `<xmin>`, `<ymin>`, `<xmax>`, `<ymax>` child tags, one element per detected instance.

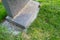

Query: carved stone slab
<box><xmin>6</xmin><ymin>1</ymin><xmax>40</xmax><ymax>29</ymax></box>
<box><xmin>2</xmin><ymin>0</ymin><xmax>29</xmax><ymax>18</ymax></box>
<box><xmin>2</xmin><ymin>0</ymin><xmax>40</xmax><ymax>35</ymax></box>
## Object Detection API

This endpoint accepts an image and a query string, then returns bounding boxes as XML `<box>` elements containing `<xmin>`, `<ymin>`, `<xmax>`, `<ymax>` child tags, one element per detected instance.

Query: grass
<box><xmin>0</xmin><ymin>2</ymin><xmax>7</xmax><ymax>22</ymax></box>
<box><xmin>27</xmin><ymin>0</ymin><xmax>60</xmax><ymax>40</ymax></box>
<box><xmin>0</xmin><ymin>0</ymin><xmax>60</xmax><ymax>40</ymax></box>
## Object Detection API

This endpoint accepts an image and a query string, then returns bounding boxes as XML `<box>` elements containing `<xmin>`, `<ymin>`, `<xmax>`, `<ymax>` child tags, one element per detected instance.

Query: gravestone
<box><xmin>2</xmin><ymin>0</ymin><xmax>29</xmax><ymax>18</ymax></box>
<box><xmin>2</xmin><ymin>0</ymin><xmax>40</xmax><ymax>33</ymax></box>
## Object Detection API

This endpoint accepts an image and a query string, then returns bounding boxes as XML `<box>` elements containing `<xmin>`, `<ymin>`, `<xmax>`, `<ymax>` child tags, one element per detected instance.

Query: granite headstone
<box><xmin>2</xmin><ymin>0</ymin><xmax>40</xmax><ymax>30</ymax></box>
<box><xmin>2</xmin><ymin>0</ymin><xmax>29</xmax><ymax>18</ymax></box>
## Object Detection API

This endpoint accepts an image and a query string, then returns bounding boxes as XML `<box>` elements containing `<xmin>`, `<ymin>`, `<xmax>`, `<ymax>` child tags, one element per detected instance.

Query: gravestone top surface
<box><xmin>6</xmin><ymin>1</ymin><xmax>40</xmax><ymax>29</ymax></box>
<box><xmin>2</xmin><ymin>0</ymin><xmax>29</xmax><ymax>18</ymax></box>
<box><xmin>2</xmin><ymin>0</ymin><xmax>40</xmax><ymax>30</ymax></box>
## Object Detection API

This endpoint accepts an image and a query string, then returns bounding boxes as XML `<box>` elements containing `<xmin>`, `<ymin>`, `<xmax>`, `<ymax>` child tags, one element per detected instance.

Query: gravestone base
<box><xmin>3</xmin><ymin>1</ymin><xmax>40</xmax><ymax>35</ymax></box>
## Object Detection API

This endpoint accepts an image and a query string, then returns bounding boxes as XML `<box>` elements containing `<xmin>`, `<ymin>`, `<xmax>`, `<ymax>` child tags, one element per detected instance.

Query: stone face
<box><xmin>2</xmin><ymin>0</ymin><xmax>29</xmax><ymax>18</ymax></box>
<box><xmin>6</xmin><ymin>1</ymin><xmax>40</xmax><ymax>29</ymax></box>
<box><xmin>2</xmin><ymin>0</ymin><xmax>40</xmax><ymax>31</ymax></box>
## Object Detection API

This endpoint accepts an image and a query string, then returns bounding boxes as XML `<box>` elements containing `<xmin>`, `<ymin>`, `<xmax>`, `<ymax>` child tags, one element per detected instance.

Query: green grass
<box><xmin>27</xmin><ymin>0</ymin><xmax>60</xmax><ymax>40</ymax></box>
<box><xmin>0</xmin><ymin>0</ymin><xmax>60</xmax><ymax>40</ymax></box>
<box><xmin>0</xmin><ymin>2</ymin><xmax>7</xmax><ymax>22</ymax></box>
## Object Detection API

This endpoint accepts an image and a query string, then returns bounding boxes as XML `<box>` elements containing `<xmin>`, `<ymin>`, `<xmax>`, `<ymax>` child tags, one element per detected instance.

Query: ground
<box><xmin>0</xmin><ymin>0</ymin><xmax>60</xmax><ymax>40</ymax></box>
<box><xmin>0</xmin><ymin>2</ymin><xmax>7</xmax><ymax>22</ymax></box>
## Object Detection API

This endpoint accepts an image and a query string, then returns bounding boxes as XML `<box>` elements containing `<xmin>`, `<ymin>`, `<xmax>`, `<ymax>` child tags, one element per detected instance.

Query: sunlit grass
<box><xmin>0</xmin><ymin>3</ymin><xmax>7</xmax><ymax>22</ymax></box>
<box><xmin>27</xmin><ymin>0</ymin><xmax>60</xmax><ymax>40</ymax></box>
<box><xmin>0</xmin><ymin>0</ymin><xmax>60</xmax><ymax>40</ymax></box>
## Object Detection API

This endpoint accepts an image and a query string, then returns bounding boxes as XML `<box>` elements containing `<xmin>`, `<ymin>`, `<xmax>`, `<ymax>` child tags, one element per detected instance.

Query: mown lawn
<box><xmin>0</xmin><ymin>2</ymin><xmax>7</xmax><ymax>22</ymax></box>
<box><xmin>0</xmin><ymin>0</ymin><xmax>60</xmax><ymax>40</ymax></box>
<box><xmin>27</xmin><ymin>0</ymin><xmax>60</xmax><ymax>40</ymax></box>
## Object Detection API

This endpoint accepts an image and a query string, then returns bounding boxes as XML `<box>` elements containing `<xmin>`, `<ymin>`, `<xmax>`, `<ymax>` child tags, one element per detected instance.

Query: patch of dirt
<box><xmin>22</xmin><ymin>32</ymin><xmax>31</xmax><ymax>40</ymax></box>
<box><xmin>0</xmin><ymin>0</ymin><xmax>2</xmax><ymax>3</ymax></box>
